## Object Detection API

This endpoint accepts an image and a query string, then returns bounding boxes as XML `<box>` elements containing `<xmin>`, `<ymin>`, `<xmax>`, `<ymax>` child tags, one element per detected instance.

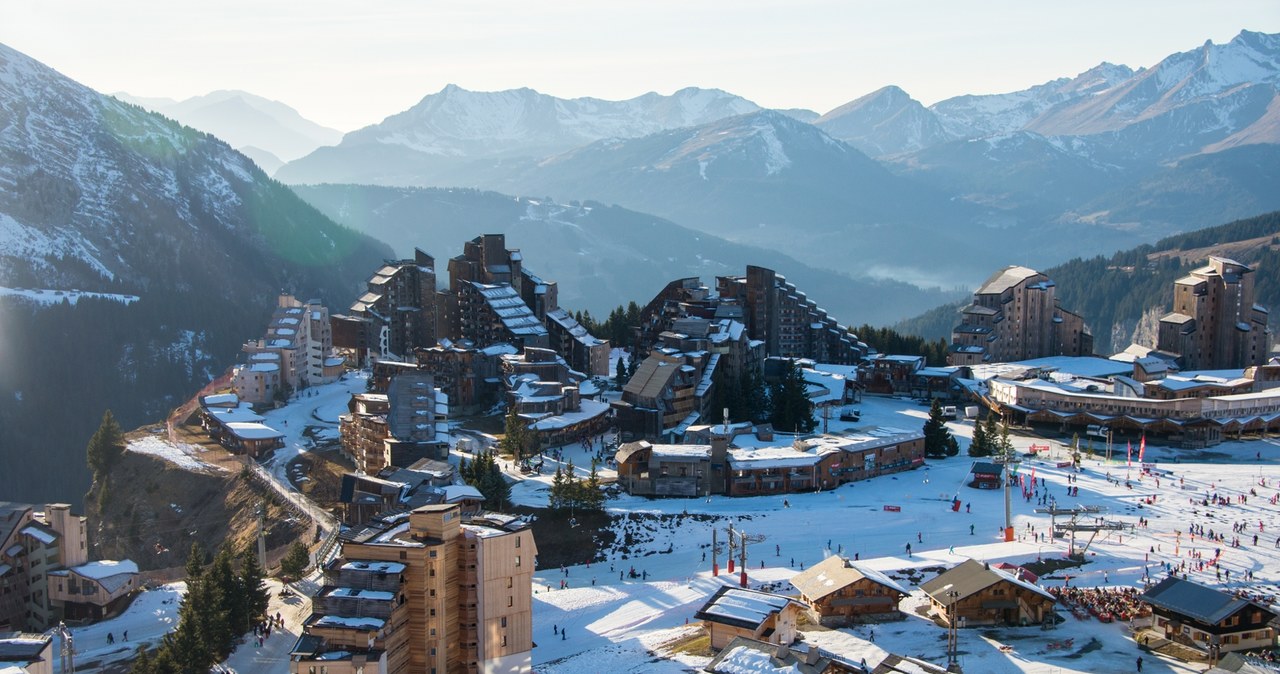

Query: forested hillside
<box><xmin>894</xmin><ymin>211</ymin><xmax>1280</xmax><ymax>355</ymax></box>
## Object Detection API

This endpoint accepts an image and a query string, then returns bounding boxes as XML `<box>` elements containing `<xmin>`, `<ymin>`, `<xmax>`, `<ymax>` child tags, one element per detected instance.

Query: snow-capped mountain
<box><xmin>275</xmin><ymin>85</ymin><xmax>762</xmax><ymax>185</ymax></box>
<box><xmin>815</xmin><ymin>85</ymin><xmax>956</xmax><ymax>156</ymax></box>
<box><xmin>0</xmin><ymin>42</ymin><xmax>389</xmax><ymax>506</ymax></box>
<box><xmin>489</xmin><ymin>110</ymin><xmax>995</xmax><ymax>287</ymax></box>
<box><xmin>115</xmin><ymin>89</ymin><xmax>343</xmax><ymax>168</ymax></box>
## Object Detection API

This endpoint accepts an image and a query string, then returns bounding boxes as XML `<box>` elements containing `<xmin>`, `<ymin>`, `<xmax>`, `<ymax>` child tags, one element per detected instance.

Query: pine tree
<box><xmin>128</xmin><ymin>645</ymin><xmax>154</xmax><ymax>674</ymax></box>
<box><xmin>584</xmin><ymin>459</ymin><xmax>605</xmax><ymax>510</ymax></box>
<box><xmin>238</xmin><ymin>547</ymin><xmax>269</xmax><ymax>630</ymax></box>
<box><xmin>500</xmin><ymin>408</ymin><xmax>532</xmax><ymax>461</ymax></box>
<box><xmin>615</xmin><ymin>354</ymin><xmax>627</xmax><ymax>388</ymax></box>
<box><xmin>280</xmin><ymin>541</ymin><xmax>310</xmax><ymax>579</ymax></box>
<box><xmin>86</xmin><ymin>409</ymin><xmax>125</xmax><ymax>478</ymax></box>
<box><xmin>550</xmin><ymin>466</ymin><xmax>566</xmax><ymax>510</ymax></box>
<box><xmin>923</xmin><ymin>399</ymin><xmax>952</xmax><ymax>459</ymax></box>
<box><xmin>185</xmin><ymin>541</ymin><xmax>206</xmax><ymax>579</ymax></box>
<box><xmin>969</xmin><ymin>415</ymin><xmax>990</xmax><ymax>458</ymax></box>
<box><xmin>768</xmin><ymin>360</ymin><xmax>815</xmax><ymax>433</ymax></box>
<box><xmin>204</xmin><ymin>548</ymin><xmax>238</xmax><ymax>656</ymax></box>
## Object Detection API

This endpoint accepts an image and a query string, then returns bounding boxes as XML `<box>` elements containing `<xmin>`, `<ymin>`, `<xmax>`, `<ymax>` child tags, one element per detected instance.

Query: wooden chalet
<box><xmin>789</xmin><ymin>555</ymin><xmax>910</xmax><ymax>625</ymax></box>
<box><xmin>694</xmin><ymin>586</ymin><xmax>802</xmax><ymax>650</ymax></box>
<box><xmin>47</xmin><ymin>559</ymin><xmax>139</xmax><ymax>621</ymax></box>
<box><xmin>920</xmin><ymin>559</ymin><xmax>1056</xmax><ymax>627</ymax></box>
<box><xmin>1140</xmin><ymin>576</ymin><xmax>1278</xmax><ymax>653</ymax></box>
<box><xmin>220</xmin><ymin>421</ymin><xmax>285</xmax><ymax>458</ymax></box>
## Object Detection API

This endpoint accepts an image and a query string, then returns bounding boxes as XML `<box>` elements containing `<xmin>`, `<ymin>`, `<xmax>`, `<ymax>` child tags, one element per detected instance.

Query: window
<box><xmin>502</xmin><ymin>635</ymin><xmax>507</xmax><ymax>647</ymax></box>
<box><xmin>501</xmin><ymin>617</ymin><xmax>507</xmax><ymax>628</ymax></box>
<box><xmin>515</xmin><ymin>555</ymin><xmax>521</xmax><ymax>567</ymax></box>
<box><xmin>515</xmin><ymin>537</ymin><xmax>521</xmax><ymax>549</ymax></box>
<box><xmin>430</xmin><ymin>608</ymin><xmax>436</xmax><ymax>616</ymax></box>
<box><xmin>508</xmin><ymin>596</ymin><xmax>514</xmax><ymax>607</ymax></box>
<box><xmin>507</xmin><ymin>578</ymin><xmax>513</xmax><ymax>589</ymax></box>
<box><xmin>399</xmin><ymin>551</ymin><xmax>407</xmax><ymax>560</ymax></box>
<box><xmin>429</xmin><ymin>550</ymin><xmax>437</xmax><ymax>558</ymax></box>
<box><xmin>430</xmin><ymin>628</ymin><xmax>436</xmax><ymax>636</ymax></box>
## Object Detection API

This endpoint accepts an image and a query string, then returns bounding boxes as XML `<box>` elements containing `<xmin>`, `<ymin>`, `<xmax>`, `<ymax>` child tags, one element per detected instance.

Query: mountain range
<box><xmin>291</xmin><ymin>184</ymin><xmax>964</xmax><ymax>326</ymax></box>
<box><xmin>0</xmin><ymin>44</ymin><xmax>389</xmax><ymax>506</ymax></box>
<box><xmin>270</xmin><ymin>30</ymin><xmax>1280</xmax><ymax>291</ymax></box>
<box><xmin>114</xmin><ymin>90</ymin><xmax>344</xmax><ymax>173</ymax></box>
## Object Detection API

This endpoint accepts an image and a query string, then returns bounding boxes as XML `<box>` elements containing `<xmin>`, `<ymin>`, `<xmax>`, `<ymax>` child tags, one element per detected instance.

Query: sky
<box><xmin>3</xmin><ymin>1</ymin><xmax>1278</xmax><ymax>131</ymax></box>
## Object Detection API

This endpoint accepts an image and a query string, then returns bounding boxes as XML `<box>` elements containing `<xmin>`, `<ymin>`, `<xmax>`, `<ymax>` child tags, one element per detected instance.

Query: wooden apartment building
<box><xmin>290</xmin><ymin>504</ymin><xmax>537</xmax><ymax>674</ymax></box>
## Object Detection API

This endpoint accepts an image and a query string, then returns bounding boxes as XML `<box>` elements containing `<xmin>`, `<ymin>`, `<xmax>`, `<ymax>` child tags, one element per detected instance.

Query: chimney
<box><xmin>804</xmin><ymin>644</ymin><xmax>822</xmax><ymax>665</ymax></box>
<box><xmin>774</xmin><ymin>644</ymin><xmax>789</xmax><ymax>660</ymax></box>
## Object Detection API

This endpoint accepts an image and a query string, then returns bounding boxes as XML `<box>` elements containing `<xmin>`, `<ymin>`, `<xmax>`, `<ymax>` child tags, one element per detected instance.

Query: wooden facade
<box><xmin>789</xmin><ymin>555</ymin><xmax>908</xmax><ymax>625</ymax></box>
<box><xmin>920</xmin><ymin>559</ymin><xmax>1056</xmax><ymax>627</ymax></box>
<box><xmin>1141</xmin><ymin>576</ymin><xmax>1278</xmax><ymax>653</ymax></box>
<box><xmin>291</xmin><ymin>505</ymin><xmax>536</xmax><ymax>674</ymax></box>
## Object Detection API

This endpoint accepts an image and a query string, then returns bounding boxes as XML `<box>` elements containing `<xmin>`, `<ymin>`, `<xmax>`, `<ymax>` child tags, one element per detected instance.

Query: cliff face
<box><xmin>86</xmin><ymin>426</ymin><xmax>311</xmax><ymax>574</ymax></box>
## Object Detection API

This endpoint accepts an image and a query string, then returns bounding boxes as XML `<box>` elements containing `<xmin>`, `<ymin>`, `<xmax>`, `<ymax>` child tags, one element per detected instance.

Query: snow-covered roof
<box><xmin>20</xmin><ymin>525</ymin><xmax>57</xmax><ymax>545</ymax></box>
<box><xmin>442</xmin><ymin>485</ymin><xmax>484</xmax><ymax>502</ymax></box>
<box><xmin>790</xmin><ymin>554</ymin><xmax>910</xmax><ymax>601</ymax></box>
<box><xmin>695</xmin><ymin>587</ymin><xmax>796</xmax><ymax>630</ymax></box>
<box><xmin>71</xmin><ymin>559</ymin><xmax>138</xmax><ymax>579</ymax></box>
<box><xmin>340</xmin><ymin>560</ymin><xmax>406</xmax><ymax>574</ymax></box>
<box><xmin>202</xmin><ymin>393</ymin><xmax>239</xmax><ymax>407</ymax></box>
<box><xmin>324</xmin><ymin>587</ymin><xmax>395</xmax><ymax>601</ymax></box>
<box><xmin>225</xmin><ymin>422</ymin><xmax>285</xmax><ymax>440</ymax></box>
<box><xmin>728</xmin><ymin>446</ymin><xmax>819</xmax><ymax>470</ymax></box>
<box><xmin>311</xmin><ymin>614</ymin><xmax>385</xmax><ymax>631</ymax></box>
<box><xmin>977</xmin><ymin>266</ymin><xmax>1041</xmax><ymax>294</ymax></box>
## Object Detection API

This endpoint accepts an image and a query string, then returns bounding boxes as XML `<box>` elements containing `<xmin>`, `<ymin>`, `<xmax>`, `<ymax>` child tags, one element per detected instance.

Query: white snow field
<box><xmin>78</xmin><ymin>384</ymin><xmax>1280</xmax><ymax>673</ymax></box>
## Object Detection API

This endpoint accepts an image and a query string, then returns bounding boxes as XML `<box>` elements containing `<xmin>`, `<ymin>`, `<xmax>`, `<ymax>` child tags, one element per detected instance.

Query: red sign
<box><xmin>1056</xmin><ymin>461</ymin><xmax>1073</xmax><ymax>468</ymax></box>
<box><xmin>883</xmin><ymin>505</ymin><xmax>902</xmax><ymax>512</ymax></box>
<box><xmin>1029</xmin><ymin>444</ymin><xmax>1048</xmax><ymax>453</ymax></box>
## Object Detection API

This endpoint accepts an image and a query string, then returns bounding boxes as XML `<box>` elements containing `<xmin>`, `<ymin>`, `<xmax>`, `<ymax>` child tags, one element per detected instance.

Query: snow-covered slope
<box><xmin>930</xmin><ymin>62</ymin><xmax>1136</xmax><ymax>139</ymax></box>
<box><xmin>0</xmin><ymin>41</ymin><xmax>390</xmax><ymax>508</ymax></box>
<box><xmin>116</xmin><ymin>89</ymin><xmax>344</xmax><ymax>166</ymax></box>
<box><xmin>815</xmin><ymin>85</ymin><xmax>956</xmax><ymax>156</ymax></box>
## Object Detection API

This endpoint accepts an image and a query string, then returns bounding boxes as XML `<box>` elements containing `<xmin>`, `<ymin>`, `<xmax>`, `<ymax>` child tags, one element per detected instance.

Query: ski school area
<box><xmin>515</xmin><ymin>393</ymin><xmax>1280</xmax><ymax>673</ymax></box>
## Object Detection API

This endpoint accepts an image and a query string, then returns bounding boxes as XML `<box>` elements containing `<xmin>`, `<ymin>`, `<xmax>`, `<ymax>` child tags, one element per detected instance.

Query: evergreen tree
<box><xmin>185</xmin><ymin>541</ymin><xmax>206</xmax><ymax>579</ymax></box>
<box><xmin>969</xmin><ymin>415</ymin><xmax>990</xmax><ymax>458</ymax></box>
<box><xmin>628</xmin><ymin>355</ymin><xmax>640</xmax><ymax>378</ymax></box>
<box><xmin>550</xmin><ymin>466</ymin><xmax>567</xmax><ymax>510</ymax></box>
<box><xmin>86</xmin><ymin>409</ymin><xmax>125</xmax><ymax>478</ymax></box>
<box><xmin>615</xmin><ymin>354</ymin><xmax>627</xmax><ymax>388</ymax></box>
<box><xmin>922</xmin><ymin>399</ymin><xmax>954</xmax><ymax>459</ymax></box>
<box><xmin>997</xmin><ymin>422</ymin><xmax>1015</xmax><ymax>459</ymax></box>
<box><xmin>584</xmin><ymin>459</ymin><xmax>605</xmax><ymax>510</ymax></box>
<box><xmin>238</xmin><ymin>547</ymin><xmax>269</xmax><ymax>630</ymax></box>
<box><xmin>128</xmin><ymin>645</ymin><xmax>154</xmax><ymax>674</ymax></box>
<box><xmin>768</xmin><ymin>360</ymin><xmax>815</xmax><ymax>433</ymax></box>
<box><xmin>500</xmin><ymin>407</ymin><xmax>532</xmax><ymax>461</ymax></box>
<box><xmin>202</xmin><ymin>549</ymin><xmax>237</xmax><ymax>656</ymax></box>
<box><xmin>945</xmin><ymin>435</ymin><xmax>961</xmax><ymax>457</ymax></box>
<box><xmin>280</xmin><ymin>541</ymin><xmax>310</xmax><ymax>579</ymax></box>
<box><xmin>741</xmin><ymin>368</ymin><xmax>768</xmax><ymax>423</ymax></box>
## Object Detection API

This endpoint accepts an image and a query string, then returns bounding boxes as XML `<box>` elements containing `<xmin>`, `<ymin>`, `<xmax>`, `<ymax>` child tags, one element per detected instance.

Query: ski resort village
<box><xmin>3</xmin><ymin>231</ymin><xmax>1279</xmax><ymax>674</ymax></box>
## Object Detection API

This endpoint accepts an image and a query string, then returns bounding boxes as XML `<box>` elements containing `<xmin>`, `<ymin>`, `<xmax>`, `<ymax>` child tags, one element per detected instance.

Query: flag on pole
<box><xmin>1126</xmin><ymin>441</ymin><xmax>1132</xmax><ymax>468</ymax></box>
<box><xmin>1139</xmin><ymin>435</ymin><xmax>1146</xmax><ymax>464</ymax></box>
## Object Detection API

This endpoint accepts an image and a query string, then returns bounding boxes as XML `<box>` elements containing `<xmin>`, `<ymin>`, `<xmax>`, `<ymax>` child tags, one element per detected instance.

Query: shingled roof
<box><xmin>790</xmin><ymin>555</ymin><xmax>910</xmax><ymax>602</ymax></box>
<box><xmin>1140</xmin><ymin>576</ymin><xmax>1272</xmax><ymax>626</ymax></box>
<box><xmin>920</xmin><ymin>559</ymin><xmax>1054</xmax><ymax>603</ymax></box>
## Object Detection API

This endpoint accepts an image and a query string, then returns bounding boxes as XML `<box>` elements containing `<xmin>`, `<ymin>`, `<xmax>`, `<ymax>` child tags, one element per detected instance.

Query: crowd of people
<box><xmin>1047</xmin><ymin>585</ymin><xmax>1150</xmax><ymax>623</ymax></box>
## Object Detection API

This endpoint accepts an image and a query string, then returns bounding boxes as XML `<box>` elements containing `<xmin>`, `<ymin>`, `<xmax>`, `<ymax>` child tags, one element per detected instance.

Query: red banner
<box><xmin>883</xmin><ymin>505</ymin><xmax>901</xmax><ymax>512</ymax></box>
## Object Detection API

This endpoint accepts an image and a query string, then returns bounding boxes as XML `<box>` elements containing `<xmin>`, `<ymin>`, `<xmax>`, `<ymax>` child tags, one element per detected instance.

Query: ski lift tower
<box><xmin>994</xmin><ymin>437</ymin><xmax>1021</xmax><ymax>542</ymax></box>
<box><xmin>56</xmin><ymin>621</ymin><xmax>75</xmax><ymax>674</ymax></box>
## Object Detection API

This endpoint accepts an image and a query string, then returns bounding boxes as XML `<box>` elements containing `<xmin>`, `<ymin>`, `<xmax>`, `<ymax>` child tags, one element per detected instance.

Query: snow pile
<box><xmin>127</xmin><ymin>435</ymin><xmax>225</xmax><ymax>473</ymax></box>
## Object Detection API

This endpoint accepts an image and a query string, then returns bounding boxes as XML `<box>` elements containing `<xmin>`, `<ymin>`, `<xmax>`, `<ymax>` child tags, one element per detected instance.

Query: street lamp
<box><xmin>939</xmin><ymin>583</ymin><xmax>963</xmax><ymax>672</ymax></box>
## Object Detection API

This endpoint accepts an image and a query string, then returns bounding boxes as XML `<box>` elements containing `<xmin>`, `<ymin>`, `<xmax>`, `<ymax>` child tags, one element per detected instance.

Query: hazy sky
<box><xmin>3</xmin><ymin>1</ymin><xmax>1277</xmax><ymax>131</ymax></box>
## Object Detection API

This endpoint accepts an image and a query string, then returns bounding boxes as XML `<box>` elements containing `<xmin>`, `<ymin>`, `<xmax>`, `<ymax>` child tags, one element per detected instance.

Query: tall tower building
<box><xmin>948</xmin><ymin>266</ymin><xmax>1092</xmax><ymax>366</ymax></box>
<box><xmin>1157</xmin><ymin>257</ymin><xmax>1270</xmax><ymax>370</ymax></box>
